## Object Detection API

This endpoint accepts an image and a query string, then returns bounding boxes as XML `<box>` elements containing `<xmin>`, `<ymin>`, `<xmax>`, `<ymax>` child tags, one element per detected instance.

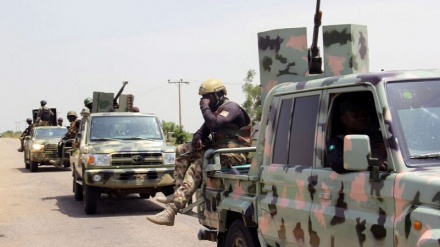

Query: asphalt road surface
<box><xmin>0</xmin><ymin>138</ymin><xmax>215</xmax><ymax>247</ymax></box>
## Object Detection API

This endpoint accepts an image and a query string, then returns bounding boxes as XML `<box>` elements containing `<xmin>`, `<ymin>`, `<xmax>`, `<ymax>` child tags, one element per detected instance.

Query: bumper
<box><xmin>83</xmin><ymin>167</ymin><xmax>175</xmax><ymax>189</ymax></box>
<box><xmin>30</xmin><ymin>151</ymin><xmax>58</xmax><ymax>164</ymax></box>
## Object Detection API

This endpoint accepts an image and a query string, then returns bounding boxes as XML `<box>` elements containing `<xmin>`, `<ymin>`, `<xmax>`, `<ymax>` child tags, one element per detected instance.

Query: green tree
<box><xmin>241</xmin><ymin>69</ymin><xmax>261</xmax><ymax>126</ymax></box>
<box><xmin>161</xmin><ymin>120</ymin><xmax>191</xmax><ymax>145</ymax></box>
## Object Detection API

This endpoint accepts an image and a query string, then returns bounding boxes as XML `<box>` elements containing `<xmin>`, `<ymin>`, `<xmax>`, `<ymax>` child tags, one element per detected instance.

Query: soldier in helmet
<box><xmin>84</xmin><ymin>97</ymin><xmax>93</xmax><ymax>112</ymax></box>
<box><xmin>147</xmin><ymin>79</ymin><xmax>252</xmax><ymax>226</ymax></box>
<box><xmin>57</xmin><ymin>117</ymin><xmax>63</xmax><ymax>126</ymax></box>
<box><xmin>17</xmin><ymin>118</ymin><xmax>33</xmax><ymax>152</ymax></box>
<box><xmin>50</xmin><ymin>111</ymin><xmax>79</xmax><ymax>166</ymax></box>
<box><xmin>36</xmin><ymin>100</ymin><xmax>55</xmax><ymax>126</ymax></box>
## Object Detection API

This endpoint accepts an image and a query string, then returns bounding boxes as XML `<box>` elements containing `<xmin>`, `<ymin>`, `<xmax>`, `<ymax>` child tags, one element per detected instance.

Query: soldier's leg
<box><xmin>173</xmin><ymin>157</ymin><xmax>203</xmax><ymax>208</ymax></box>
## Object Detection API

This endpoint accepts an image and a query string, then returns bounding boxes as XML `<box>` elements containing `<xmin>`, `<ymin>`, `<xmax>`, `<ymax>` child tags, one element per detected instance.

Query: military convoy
<box><xmin>189</xmin><ymin>3</ymin><xmax>440</xmax><ymax>247</ymax></box>
<box><xmin>69</xmin><ymin>83</ymin><xmax>177</xmax><ymax>214</ymax></box>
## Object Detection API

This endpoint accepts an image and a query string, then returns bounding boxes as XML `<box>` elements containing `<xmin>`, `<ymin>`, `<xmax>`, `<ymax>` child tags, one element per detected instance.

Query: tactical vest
<box><xmin>66</xmin><ymin>119</ymin><xmax>79</xmax><ymax>139</ymax></box>
<box><xmin>211</xmin><ymin>100</ymin><xmax>252</xmax><ymax>148</ymax></box>
<box><xmin>40</xmin><ymin>107</ymin><xmax>51</xmax><ymax>121</ymax></box>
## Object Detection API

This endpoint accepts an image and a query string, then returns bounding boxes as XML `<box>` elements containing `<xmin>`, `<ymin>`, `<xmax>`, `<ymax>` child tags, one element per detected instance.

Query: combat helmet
<box><xmin>67</xmin><ymin>111</ymin><xmax>78</xmax><ymax>118</ymax></box>
<box><xmin>198</xmin><ymin>79</ymin><xmax>227</xmax><ymax>96</ymax></box>
<box><xmin>26</xmin><ymin>118</ymin><xmax>32</xmax><ymax>124</ymax></box>
<box><xmin>40</xmin><ymin>100</ymin><xmax>47</xmax><ymax>106</ymax></box>
<box><xmin>84</xmin><ymin>97</ymin><xmax>93</xmax><ymax>105</ymax></box>
<box><xmin>58</xmin><ymin>117</ymin><xmax>63</xmax><ymax>121</ymax></box>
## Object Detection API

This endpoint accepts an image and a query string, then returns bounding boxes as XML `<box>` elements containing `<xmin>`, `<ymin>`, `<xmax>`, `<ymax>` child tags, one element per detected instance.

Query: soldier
<box><xmin>50</xmin><ymin>111</ymin><xmax>79</xmax><ymax>166</ymax></box>
<box><xmin>57</xmin><ymin>117</ymin><xmax>63</xmax><ymax>126</ymax></box>
<box><xmin>17</xmin><ymin>118</ymin><xmax>33</xmax><ymax>152</ymax></box>
<box><xmin>84</xmin><ymin>97</ymin><xmax>93</xmax><ymax>112</ymax></box>
<box><xmin>36</xmin><ymin>100</ymin><xmax>55</xmax><ymax>126</ymax></box>
<box><xmin>147</xmin><ymin>79</ymin><xmax>252</xmax><ymax>226</ymax></box>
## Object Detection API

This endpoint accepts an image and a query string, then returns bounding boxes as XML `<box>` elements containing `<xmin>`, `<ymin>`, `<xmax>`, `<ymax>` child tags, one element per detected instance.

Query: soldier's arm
<box><xmin>201</xmin><ymin>103</ymin><xmax>241</xmax><ymax>131</ymax></box>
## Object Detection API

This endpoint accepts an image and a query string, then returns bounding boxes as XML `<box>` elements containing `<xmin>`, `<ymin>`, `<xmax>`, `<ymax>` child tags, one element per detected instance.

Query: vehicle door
<box><xmin>259</xmin><ymin>92</ymin><xmax>321</xmax><ymax>246</ymax></box>
<box><xmin>71</xmin><ymin>118</ymin><xmax>87</xmax><ymax>174</ymax></box>
<box><xmin>311</xmin><ymin>88</ymin><xmax>395</xmax><ymax>246</ymax></box>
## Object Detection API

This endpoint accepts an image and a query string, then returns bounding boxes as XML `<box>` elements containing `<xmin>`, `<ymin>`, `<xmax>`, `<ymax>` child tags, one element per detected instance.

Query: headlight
<box><xmin>84</xmin><ymin>154</ymin><xmax>111</xmax><ymax>166</ymax></box>
<box><xmin>32</xmin><ymin>144</ymin><xmax>44</xmax><ymax>151</ymax></box>
<box><xmin>163</xmin><ymin>153</ymin><xmax>176</xmax><ymax>165</ymax></box>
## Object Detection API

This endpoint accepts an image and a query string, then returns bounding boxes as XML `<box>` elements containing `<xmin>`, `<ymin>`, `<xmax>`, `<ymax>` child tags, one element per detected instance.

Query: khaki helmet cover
<box><xmin>67</xmin><ymin>111</ymin><xmax>78</xmax><ymax>118</ymax></box>
<box><xmin>198</xmin><ymin>79</ymin><xmax>227</xmax><ymax>96</ymax></box>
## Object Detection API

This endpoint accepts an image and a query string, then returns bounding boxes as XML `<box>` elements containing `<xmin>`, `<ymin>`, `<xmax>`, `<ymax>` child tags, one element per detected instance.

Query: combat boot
<box><xmin>17</xmin><ymin>148</ymin><xmax>23</xmax><ymax>152</ymax></box>
<box><xmin>156</xmin><ymin>194</ymin><xmax>174</xmax><ymax>204</ymax></box>
<box><xmin>146</xmin><ymin>203</ymin><xmax>178</xmax><ymax>226</ymax></box>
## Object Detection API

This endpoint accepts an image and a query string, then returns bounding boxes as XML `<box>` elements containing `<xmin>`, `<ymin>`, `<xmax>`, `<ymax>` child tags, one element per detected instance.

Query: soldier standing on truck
<box><xmin>147</xmin><ymin>79</ymin><xmax>252</xmax><ymax>226</ymax></box>
<box><xmin>57</xmin><ymin>117</ymin><xmax>63</xmax><ymax>126</ymax></box>
<box><xmin>17</xmin><ymin>118</ymin><xmax>33</xmax><ymax>152</ymax></box>
<box><xmin>50</xmin><ymin>111</ymin><xmax>79</xmax><ymax>166</ymax></box>
<box><xmin>35</xmin><ymin>100</ymin><xmax>55</xmax><ymax>126</ymax></box>
<box><xmin>84</xmin><ymin>97</ymin><xmax>93</xmax><ymax>112</ymax></box>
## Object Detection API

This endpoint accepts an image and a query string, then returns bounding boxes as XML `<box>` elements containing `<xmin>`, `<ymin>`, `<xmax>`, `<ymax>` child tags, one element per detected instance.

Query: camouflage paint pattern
<box><xmin>258</xmin><ymin>24</ymin><xmax>369</xmax><ymax>105</ymax></box>
<box><xmin>198</xmin><ymin>69</ymin><xmax>440</xmax><ymax>246</ymax></box>
<box><xmin>71</xmin><ymin>112</ymin><xmax>176</xmax><ymax>195</ymax></box>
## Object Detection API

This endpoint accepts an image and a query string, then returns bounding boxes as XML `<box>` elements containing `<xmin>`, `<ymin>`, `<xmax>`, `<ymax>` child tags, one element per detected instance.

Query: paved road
<box><xmin>0</xmin><ymin>138</ymin><xmax>215</xmax><ymax>247</ymax></box>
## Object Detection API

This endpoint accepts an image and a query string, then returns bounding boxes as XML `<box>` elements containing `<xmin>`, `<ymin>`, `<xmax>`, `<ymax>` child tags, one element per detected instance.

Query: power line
<box><xmin>168</xmin><ymin>79</ymin><xmax>190</xmax><ymax>130</ymax></box>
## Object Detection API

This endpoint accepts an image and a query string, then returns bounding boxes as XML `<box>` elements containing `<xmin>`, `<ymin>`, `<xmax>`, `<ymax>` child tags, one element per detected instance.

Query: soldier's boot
<box><xmin>146</xmin><ymin>203</ymin><xmax>178</xmax><ymax>226</ymax></box>
<box><xmin>156</xmin><ymin>194</ymin><xmax>174</xmax><ymax>204</ymax></box>
<box><xmin>17</xmin><ymin>147</ymin><xmax>23</xmax><ymax>152</ymax></box>
<box><xmin>49</xmin><ymin>158</ymin><xmax>61</xmax><ymax>167</ymax></box>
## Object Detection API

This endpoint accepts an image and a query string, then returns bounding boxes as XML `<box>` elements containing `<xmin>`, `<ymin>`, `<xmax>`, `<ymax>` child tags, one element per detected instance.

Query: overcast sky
<box><xmin>1</xmin><ymin>0</ymin><xmax>439</xmax><ymax>133</ymax></box>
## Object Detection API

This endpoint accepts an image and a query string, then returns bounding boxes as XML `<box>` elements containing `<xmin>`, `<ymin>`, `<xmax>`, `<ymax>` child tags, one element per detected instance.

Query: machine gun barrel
<box><xmin>308</xmin><ymin>0</ymin><xmax>323</xmax><ymax>74</ymax></box>
<box><xmin>113</xmin><ymin>81</ymin><xmax>128</xmax><ymax>108</ymax></box>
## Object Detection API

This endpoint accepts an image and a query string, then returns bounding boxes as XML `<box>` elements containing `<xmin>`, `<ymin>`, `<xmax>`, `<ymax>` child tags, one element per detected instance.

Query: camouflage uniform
<box><xmin>172</xmin><ymin>100</ymin><xmax>252</xmax><ymax>208</ymax></box>
<box><xmin>18</xmin><ymin>121</ymin><xmax>33</xmax><ymax>151</ymax></box>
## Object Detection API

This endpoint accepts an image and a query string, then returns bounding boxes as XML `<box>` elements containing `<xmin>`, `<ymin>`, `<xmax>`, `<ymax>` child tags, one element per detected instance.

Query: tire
<box><xmin>83</xmin><ymin>183</ymin><xmax>99</xmax><ymax>215</ymax></box>
<box><xmin>30</xmin><ymin>161</ymin><xmax>38</xmax><ymax>172</ymax></box>
<box><xmin>73</xmin><ymin>172</ymin><xmax>83</xmax><ymax>201</ymax></box>
<box><xmin>139</xmin><ymin>193</ymin><xmax>150</xmax><ymax>199</ymax></box>
<box><xmin>224</xmin><ymin>220</ymin><xmax>260</xmax><ymax>247</ymax></box>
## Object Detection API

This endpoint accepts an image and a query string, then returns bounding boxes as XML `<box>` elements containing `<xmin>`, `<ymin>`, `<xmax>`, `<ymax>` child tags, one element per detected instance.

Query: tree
<box><xmin>241</xmin><ymin>69</ymin><xmax>262</xmax><ymax>126</ymax></box>
<box><xmin>161</xmin><ymin>120</ymin><xmax>191</xmax><ymax>145</ymax></box>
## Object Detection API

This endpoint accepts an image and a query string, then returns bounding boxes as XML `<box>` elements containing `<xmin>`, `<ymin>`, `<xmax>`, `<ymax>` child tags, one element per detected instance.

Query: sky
<box><xmin>1</xmin><ymin>0</ymin><xmax>440</xmax><ymax>133</ymax></box>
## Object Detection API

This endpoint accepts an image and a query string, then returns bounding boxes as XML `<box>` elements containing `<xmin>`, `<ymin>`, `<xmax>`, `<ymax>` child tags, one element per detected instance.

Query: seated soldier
<box><xmin>327</xmin><ymin>94</ymin><xmax>387</xmax><ymax>174</ymax></box>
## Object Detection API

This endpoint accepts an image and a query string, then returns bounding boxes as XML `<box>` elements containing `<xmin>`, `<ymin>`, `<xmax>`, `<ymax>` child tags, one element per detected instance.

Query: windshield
<box><xmin>89</xmin><ymin>115</ymin><xmax>163</xmax><ymax>141</ymax></box>
<box><xmin>34</xmin><ymin>128</ymin><xmax>67</xmax><ymax>139</ymax></box>
<box><xmin>387</xmin><ymin>79</ymin><xmax>440</xmax><ymax>166</ymax></box>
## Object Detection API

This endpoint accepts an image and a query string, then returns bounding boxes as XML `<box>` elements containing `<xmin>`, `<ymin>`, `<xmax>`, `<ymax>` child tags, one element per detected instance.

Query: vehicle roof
<box><xmin>90</xmin><ymin>112</ymin><xmax>157</xmax><ymax>117</ymax></box>
<box><xmin>269</xmin><ymin>69</ymin><xmax>440</xmax><ymax>95</ymax></box>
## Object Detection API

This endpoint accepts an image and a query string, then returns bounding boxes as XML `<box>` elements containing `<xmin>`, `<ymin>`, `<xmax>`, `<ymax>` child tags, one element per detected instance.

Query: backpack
<box><xmin>40</xmin><ymin>107</ymin><xmax>51</xmax><ymax>121</ymax></box>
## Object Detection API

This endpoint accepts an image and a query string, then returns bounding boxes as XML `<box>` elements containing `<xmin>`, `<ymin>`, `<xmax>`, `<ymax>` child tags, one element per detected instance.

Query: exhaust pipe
<box><xmin>198</xmin><ymin>229</ymin><xmax>217</xmax><ymax>242</ymax></box>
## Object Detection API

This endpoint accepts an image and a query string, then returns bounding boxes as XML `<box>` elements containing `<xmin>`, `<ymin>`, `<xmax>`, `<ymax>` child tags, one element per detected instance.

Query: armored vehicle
<box><xmin>70</xmin><ymin>84</ymin><xmax>176</xmax><ymax>214</ymax></box>
<box><xmin>23</xmin><ymin>126</ymin><xmax>68</xmax><ymax>172</ymax></box>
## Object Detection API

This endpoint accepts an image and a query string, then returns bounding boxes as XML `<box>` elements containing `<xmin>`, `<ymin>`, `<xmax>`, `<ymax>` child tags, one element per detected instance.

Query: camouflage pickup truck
<box><xmin>195</xmin><ymin>69</ymin><xmax>440</xmax><ymax>247</ymax></box>
<box><xmin>70</xmin><ymin>110</ymin><xmax>176</xmax><ymax>214</ymax></box>
<box><xmin>23</xmin><ymin>126</ymin><xmax>68</xmax><ymax>172</ymax></box>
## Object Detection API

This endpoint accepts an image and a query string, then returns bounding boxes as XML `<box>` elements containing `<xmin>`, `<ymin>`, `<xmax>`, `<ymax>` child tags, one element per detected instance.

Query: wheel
<box><xmin>30</xmin><ymin>161</ymin><xmax>38</xmax><ymax>172</ymax></box>
<box><xmin>139</xmin><ymin>193</ymin><xmax>150</xmax><ymax>199</ymax></box>
<box><xmin>83</xmin><ymin>183</ymin><xmax>99</xmax><ymax>214</ymax></box>
<box><xmin>224</xmin><ymin>220</ymin><xmax>260</xmax><ymax>247</ymax></box>
<box><xmin>73</xmin><ymin>172</ymin><xmax>83</xmax><ymax>201</ymax></box>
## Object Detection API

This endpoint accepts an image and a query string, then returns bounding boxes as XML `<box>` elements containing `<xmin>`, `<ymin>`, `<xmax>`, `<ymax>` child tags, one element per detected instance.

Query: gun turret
<box><xmin>308</xmin><ymin>0</ymin><xmax>323</xmax><ymax>74</ymax></box>
<box><xmin>113</xmin><ymin>81</ymin><xmax>128</xmax><ymax>109</ymax></box>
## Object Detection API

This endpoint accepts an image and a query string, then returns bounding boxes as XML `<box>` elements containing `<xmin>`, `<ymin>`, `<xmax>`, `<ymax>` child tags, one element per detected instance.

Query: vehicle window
<box><xmin>90</xmin><ymin>116</ymin><xmax>163</xmax><ymax>141</ymax></box>
<box><xmin>34</xmin><ymin>128</ymin><xmax>66</xmax><ymax>139</ymax></box>
<box><xmin>387</xmin><ymin>79</ymin><xmax>440</xmax><ymax>166</ymax></box>
<box><xmin>272</xmin><ymin>95</ymin><xmax>320</xmax><ymax>167</ymax></box>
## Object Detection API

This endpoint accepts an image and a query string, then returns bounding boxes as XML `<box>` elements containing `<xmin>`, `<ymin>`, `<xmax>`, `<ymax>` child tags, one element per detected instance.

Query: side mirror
<box><xmin>343</xmin><ymin>135</ymin><xmax>372</xmax><ymax>171</ymax></box>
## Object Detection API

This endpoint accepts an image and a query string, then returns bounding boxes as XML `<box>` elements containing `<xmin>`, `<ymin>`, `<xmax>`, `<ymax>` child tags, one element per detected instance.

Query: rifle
<box><xmin>113</xmin><ymin>81</ymin><xmax>128</xmax><ymax>109</ymax></box>
<box><xmin>308</xmin><ymin>0</ymin><xmax>323</xmax><ymax>74</ymax></box>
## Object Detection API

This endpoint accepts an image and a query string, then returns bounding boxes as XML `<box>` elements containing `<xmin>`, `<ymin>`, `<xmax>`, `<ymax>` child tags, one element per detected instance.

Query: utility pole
<box><xmin>14</xmin><ymin>122</ymin><xmax>20</xmax><ymax>132</ymax></box>
<box><xmin>168</xmin><ymin>79</ymin><xmax>190</xmax><ymax>130</ymax></box>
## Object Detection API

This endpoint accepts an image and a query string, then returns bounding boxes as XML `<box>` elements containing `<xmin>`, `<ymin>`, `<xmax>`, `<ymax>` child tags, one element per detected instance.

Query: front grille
<box><xmin>111</xmin><ymin>153</ymin><xmax>162</xmax><ymax>166</ymax></box>
<box><xmin>118</xmin><ymin>172</ymin><xmax>158</xmax><ymax>180</ymax></box>
<box><xmin>44</xmin><ymin>144</ymin><xmax>57</xmax><ymax>152</ymax></box>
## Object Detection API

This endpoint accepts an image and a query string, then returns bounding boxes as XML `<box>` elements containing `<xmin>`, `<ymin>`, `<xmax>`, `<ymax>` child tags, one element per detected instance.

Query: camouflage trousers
<box><xmin>173</xmin><ymin>143</ymin><xmax>247</xmax><ymax>209</ymax></box>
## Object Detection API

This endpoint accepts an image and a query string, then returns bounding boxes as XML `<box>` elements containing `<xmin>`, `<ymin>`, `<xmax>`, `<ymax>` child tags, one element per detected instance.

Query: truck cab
<box><xmin>197</xmin><ymin>69</ymin><xmax>440</xmax><ymax>247</ymax></box>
